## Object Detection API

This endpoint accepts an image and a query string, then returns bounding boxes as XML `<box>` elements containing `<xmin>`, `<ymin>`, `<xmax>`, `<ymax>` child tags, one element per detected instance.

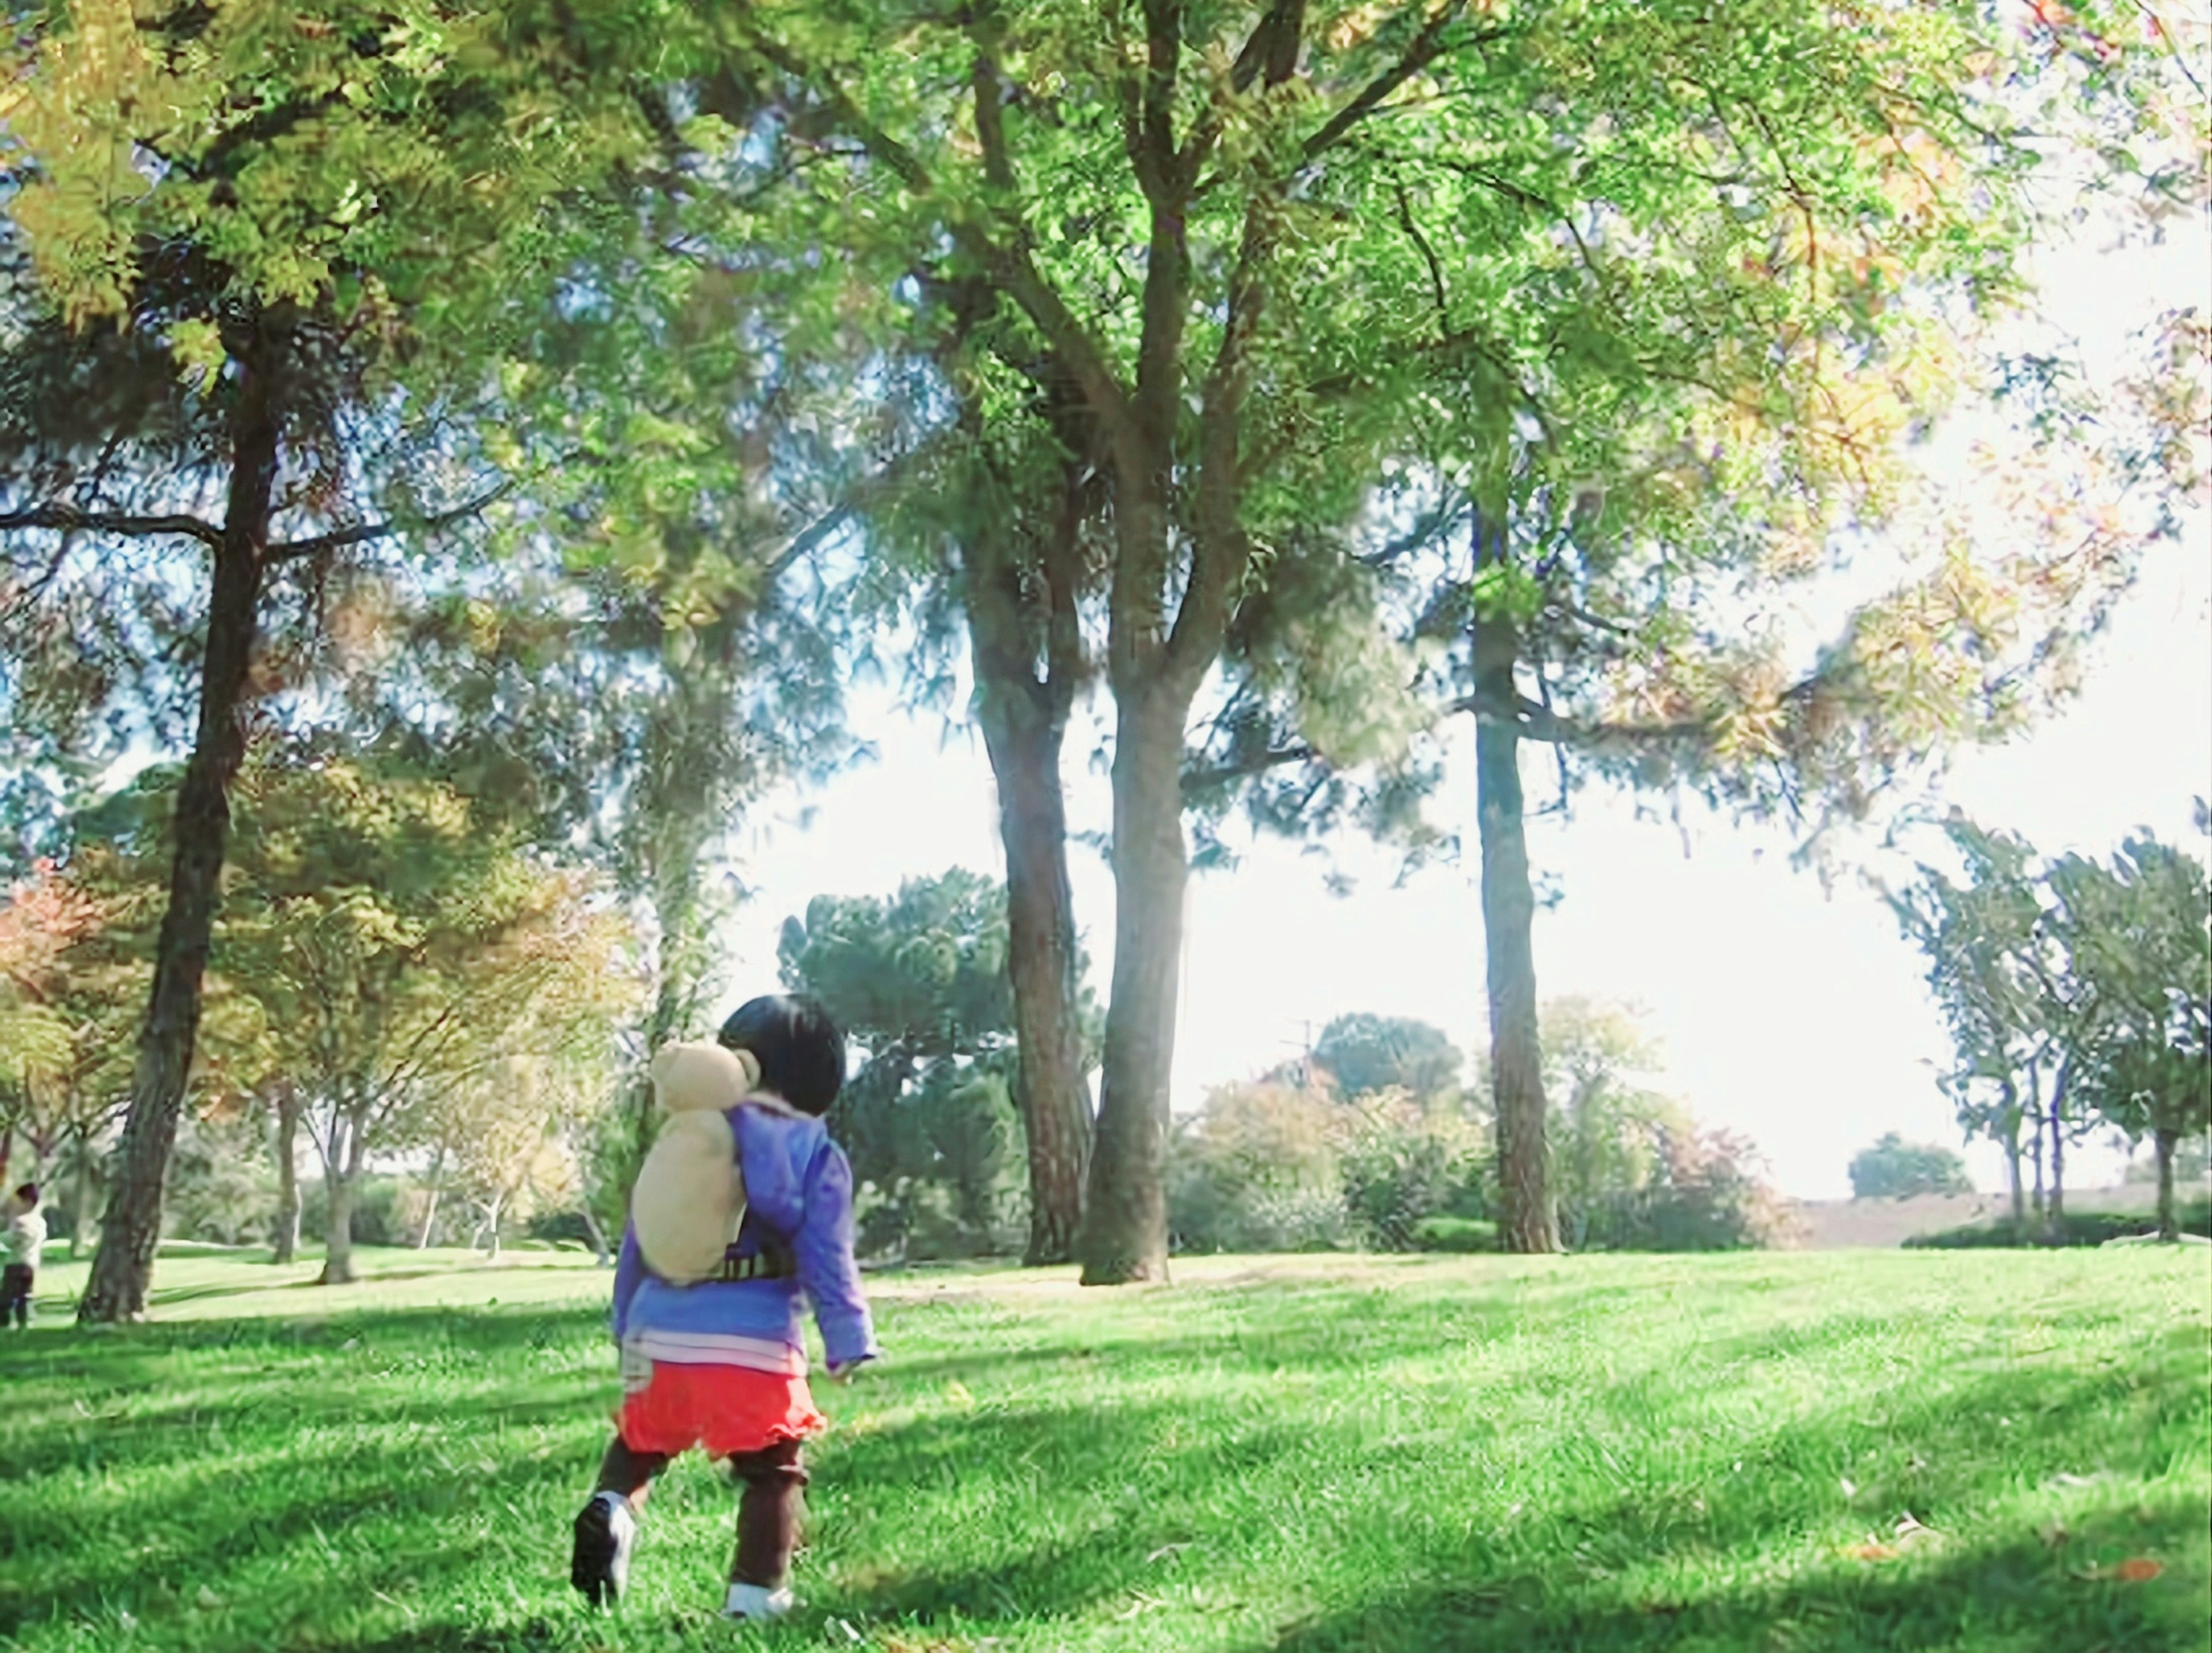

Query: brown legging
<box><xmin>594</xmin><ymin>1434</ymin><xmax>809</xmax><ymax>1588</ymax></box>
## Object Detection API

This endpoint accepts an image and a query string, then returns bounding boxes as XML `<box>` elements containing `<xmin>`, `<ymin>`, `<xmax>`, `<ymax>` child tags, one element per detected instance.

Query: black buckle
<box><xmin>711</xmin><ymin>1244</ymin><xmax>794</xmax><ymax>1283</ymax></box>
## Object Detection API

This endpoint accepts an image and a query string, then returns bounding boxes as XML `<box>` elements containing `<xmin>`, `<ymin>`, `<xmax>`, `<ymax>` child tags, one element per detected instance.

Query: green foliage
<box><xmin>1168</xmin><ymin>1079</ymin><xmax>1487</xmax><ymax>1255</ymax></box>
<box><xmin>779</xmin><ymin>869</ymin><xmax>1031</xmax><ymax>1255</ymax></box>
<box><xmin>1895</xmin><ymin>811</ymin><xmax>2211</xmax><ymax>1234</ymax></box>
<box><xmin>1849</xmin><ymin>1132</ymin><xmax>1976</xmax><ymax>1200</ymax></box>
<box><xmin>1576</xmin><ymin>1125</ymin><xmax>1798</xmax><ymax>1254</ymax></box>
<box><xmin>1535</xmin><ymin>997</ymin><xmax>1687</xmax><ymax>1249</ymax></box>
<box><xmin>293</xmin><ymin>1176</ymin><xmax>423</xmax><ymax>1253</ymax></box>
<box><xmin>2</xmin><ymin>1249</ymin><xmax>2208</xmax><ymax>1651</ymax></box>
<box><xmin>1168</xmin><ymin>1080</ymin><xmax>1355</xmax><ymax>1254</ymax></box>
<box><xmin>1904</xmin><ymin>1201</ymin><xmax>2212</xmax><ymax>1250</ymax></box>
<box><xmin>161</xmin><ymin>1112</ymin><xmax>276</xmax><ymax>1249</ymax></box>
<box><xmin>1410</xmin><ymin>1216</ymin><xmax>1497</xmax><ymax>1254</ymax></box>
<box><xmin>1335</xmin><ymin>1094</ymin><xmax>1490</xmax><ymax>1253</ymax></box>
<box><xmin>2046</xmin><ymin>831</ymin><xmax>2212</xmax><ymax>1155</ymax></box>
<box><xmin>1311</xmin><ymin>1013</ymin><xmax>1463</xmax><ymax>1102</ymax></box>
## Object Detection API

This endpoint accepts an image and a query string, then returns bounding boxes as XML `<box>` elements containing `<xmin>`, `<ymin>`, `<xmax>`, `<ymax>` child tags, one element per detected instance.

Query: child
<box><xmin>2</xmin><ymin>1182</ymin><xmax>44</xmax><ymax>1330</ymax></box>
<box><xmin>570</xmin><ymin>994</ymin><xmax>878</xmax><ymax>1621</ymax></box>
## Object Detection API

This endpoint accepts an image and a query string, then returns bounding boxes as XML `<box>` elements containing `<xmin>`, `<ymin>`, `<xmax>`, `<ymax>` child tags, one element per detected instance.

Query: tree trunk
<box><xmin>415</xmin><ymin>1144</ymin><xmax>445</xmax><ymax>1249</ymax></box>
<box><xmin>2045</xmin><ymin>1061</ymin><xmax>2069</xmax><ymax>1240</ymax></box>
<box><xmin>975</xmin><ymin>640</ymin><xmax>1093</xmax><ymax>1269</ymax></box>
<box><xmin>2154</xmin><ymin>1127</ymin><xmax>2178</xmax><ymax>1242</ymax></box>
<box><xmin>1078</xmin><ymin>686</ymin><xmax>1188</xmax><ymax>1285</ymax></box>
<box><xmin>579</xmin><ymin>1204</ymin><xmax>612</xmax><ymax>1267</ymax></box>
<box><xmin>1472</xmin><ymin>519</ymin><xmax>1557</xmax><ymax>1256</ymax></box>
<box><xmin>1999</xmin><ymin>1076</ymin><xmax>2025</xmax><ymax>1231</ymax></box>
<box><xmin>483</xmin><ymin>1194</ymin><xmax>503</xmax><ymax>1261</ymax></box>
<box><xmin>77</xmin><ymin>338</ymin><xmax>282</xmax><ymax>1324</ymax></box>
<box><xmin>70</xmin><ymin>1123</ymin><xmax>96</xmax><ymax>1262</ymax></box>
<box><xmin>272</xmin><ymin>1088</ymin><xmax>301</xmax><ymax>1265</ymax></box>
<box><xmin>319</xmin><ymin>1113</ymin><xmax>366</xmax><ymax>1286</ymax></box>
<box><xmin>321</xmin><ymin>1170</ymin><xmax>358</xmax><ymax>1285</ymax></box>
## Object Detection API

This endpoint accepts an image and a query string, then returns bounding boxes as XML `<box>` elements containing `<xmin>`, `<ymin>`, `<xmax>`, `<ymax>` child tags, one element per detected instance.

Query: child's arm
<box><xmin>793</xmin><ymin>1138</ymin><xmax>879</xmax><ymax>1374</ymax></box>
<box><xmin>609</xmin><ymin>1220</ymin><xmax>645</xmax><ymax>1342</ymax></box>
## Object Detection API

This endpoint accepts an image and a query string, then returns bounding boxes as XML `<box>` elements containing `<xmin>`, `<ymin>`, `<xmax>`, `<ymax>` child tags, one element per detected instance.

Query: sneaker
<box><xmin>721</xmin><ymin>1582</ymin><xmax>795</xmax><ymax>1621</ymax></box>
<box><xmin>570</xmin><ymin>1491</ymin><xmax>637</xmax><ymax>1607</ymax></box>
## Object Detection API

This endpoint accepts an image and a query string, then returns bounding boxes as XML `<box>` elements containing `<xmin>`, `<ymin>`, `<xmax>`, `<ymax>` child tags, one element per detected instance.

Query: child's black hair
<box><xmin>718</xmin><ymin>994</ymin><xmax>846</xmax><ymax>1117</ymax></box>
<box><xmin>12</xmin><ymin>1182</ymin><xmax>37</xmax><ymax>1207</ymax></box>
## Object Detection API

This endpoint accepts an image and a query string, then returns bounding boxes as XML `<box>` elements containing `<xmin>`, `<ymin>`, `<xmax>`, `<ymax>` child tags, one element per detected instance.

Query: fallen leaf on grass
<box><xmin>1843</xmin><ymin>1542</ymin><xmax>1899</xmax><ymax>1561</ymax></box>
<box><xmin>2074</xmin><ymin>1557</ymin><xmax>2165</xmax><ymax>1583</ymax></box>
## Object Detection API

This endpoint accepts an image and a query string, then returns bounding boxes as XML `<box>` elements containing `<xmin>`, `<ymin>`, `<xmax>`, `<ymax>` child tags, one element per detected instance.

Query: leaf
<box><xmin>1843</xmin><ymin>1542</ymin><xmax>1899</xmax><ymax>1561</ymax></box>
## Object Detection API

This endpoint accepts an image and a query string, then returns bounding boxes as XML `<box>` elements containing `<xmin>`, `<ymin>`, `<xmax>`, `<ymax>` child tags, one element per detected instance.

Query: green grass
<box><xmin>2</xmin><ymin>1249</ymin><xmax>2206</xmax><ymax>1652</ymax></box>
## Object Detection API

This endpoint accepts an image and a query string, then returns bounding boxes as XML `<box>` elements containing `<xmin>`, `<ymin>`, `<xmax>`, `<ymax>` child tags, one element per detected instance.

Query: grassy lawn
<box><xmin>1</xmin><ymin>1248</ymin><xmax>2205</xmax><ymax>1652</ymax></box>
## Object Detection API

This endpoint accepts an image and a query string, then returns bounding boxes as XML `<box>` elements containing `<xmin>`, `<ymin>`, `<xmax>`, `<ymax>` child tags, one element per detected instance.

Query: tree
<box><xmin>0</xmin><ymin>858</ymin><xmax>152</xmax><ymax>1255</ymax></box>
<box><xmin>705</xmin><ymin>0</ymin><xmax>2199</xmax><ymax>1276</ymax></box>
<box><xmin>1</xmin><ymin>0</ymin><xmax>659</xmax><ymax>1320</ymax></box>
<box><xmin>861</xmin><ymin>342</ymin><xmax>1107</xmax><ymax>1266</ymax></box>
<box><xmin>778</xmin><ymin>869</ymin><xmax>1047</xmax><ymax>1254</ymax></box>
<box><xmin>207</xmin><ymin>754</ymin><xmax>638</xmax><ymax>1283</ymax></box>
<box><xmin>1312</xmin><ymin>1013</ymin><xmax>1463</xmax><ymax>1104</ymax></box>
<box><xmin>2047</xmin><ymin>823</ymin><xmax>2212</xmax><ymax>1242</ymax></box>
<box><xmin>1887</xmin><ymin>820</ymin><xmax>2062</xmax><ymax>1227</ymax></box>
<box><xmin>1848</xmin><ymin>1132</ymin><xmax>1974</xmax><ymax>1200</ymax></box>
<box><xmin>1534</xmin><ymin>998</ymin><xmax>1686</xmax><ymax>1250</ymax></box>
<box><xmin>432</xmin><ymin>1056</ymin><xmax>594</xmax><ymax>1261</ymax></box>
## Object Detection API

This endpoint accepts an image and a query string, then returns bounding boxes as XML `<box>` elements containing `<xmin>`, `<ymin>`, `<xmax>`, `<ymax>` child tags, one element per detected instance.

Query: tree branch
<box><xmin>1302</xmin><ymin>3</ymin><xmax>1476</xmax><ymax>162</ymax></box>
<box><xmin>0</xmin><ymin>506</ymin><xmax>223</xmax><ymax>547</ymax></box>
<box><xmin>1182</xmin><ymin>742</ymin><xmax>1318</xmax><ymax>800</ymax></box>
<box><xmin>262</xmin><ymin>484</ymin><xmax>512</xmax><ymax>566</ymax></box>
<box><xmin>1450</xmin><ymin>684</ymin><xmax>1707</xmax><ymax>750</ymax></box>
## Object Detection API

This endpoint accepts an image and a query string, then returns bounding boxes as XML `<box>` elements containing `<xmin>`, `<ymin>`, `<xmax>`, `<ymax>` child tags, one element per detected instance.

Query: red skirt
<box><xmin>618</xmin><ymin>1360</ymin><xmax>829</xmax><ymax>1459</ymax></box>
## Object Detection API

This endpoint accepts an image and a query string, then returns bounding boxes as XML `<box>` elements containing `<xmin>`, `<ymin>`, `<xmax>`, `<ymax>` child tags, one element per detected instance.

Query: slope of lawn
<box><xmin>0</xmin><ymin>1247</ymin><xmax>2205</xmax><ymax>1652</ymax></box>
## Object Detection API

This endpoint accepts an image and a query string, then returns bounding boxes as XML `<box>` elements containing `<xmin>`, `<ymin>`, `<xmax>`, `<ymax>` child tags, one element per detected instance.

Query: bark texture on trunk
<box><xmin>78</xmin><ymin>350</ymin><xmax>281</xmax><ymax>1322</ymax></box>
<box><xmin>967</xmin><ymin>474</ymin><xmax>1095</xmax><ymax>1266</ymax></box>
<box><xmin>322</xmin><ymin>1171</ymin><xmax>357</xmax><ymax>1285</ymax></box>
<box><xmin>2045</xmin><ymin>1062</ymin><xmax>2069</xmax><ymax>1239</ymax></box>
<box><xmin>580</xmin><ymin>1205</ymin><xmax>612</xmax><ymax>1267</ymax></box>
<box><xmin>272</xmin><ymin>1087</ymin><xmax>301</xmax><ymax>1264</ymax></box>
<box><xmin>1078</xmin><ymin>686</ymin><xmax>1188</xmax><ymax>1285</ymax></box>
<box><xmin>1479</xmin><ymin>712</ymin><xmax>1556</xmax><ymax>1255</ymax></box>
<box><xmin>319</xmin><ymin>1113</ymin><xmax>367</xmax><ymax>1285</ymax></box>
<box><xmin>1999</xmin><ymin>1077</ymin><xmax>2025</xmax><ymax>1231</ymax></box>
<box><xmin>414</xmin><ymin>1144</ymin><xmax>445</xmax><ymax>1249</ymax></box>
<box><xmin>2154</xmin><ymin>1128</ymin><xmax>2178</xmax><ymax>1242</ymax></box>
<box><xmin>985</xmin><ymin>710</ymin><xmax>1094</xmax><ymax>1265</ymax></box>
<box><xmin>70</xmin><ymin>1124</ymin><xmax>94</xmax><ymax>1262</ymax></box>
<box><xmin>1472</xmin><ymin>517</ymin><xmax>1557</xmax><ymax>1257</ymax></box>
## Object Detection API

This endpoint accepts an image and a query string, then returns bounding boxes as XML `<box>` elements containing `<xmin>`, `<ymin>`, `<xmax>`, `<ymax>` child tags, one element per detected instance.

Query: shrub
<box><xmin>1168</xmin><ymin>1080</ymin><xmax>1350</xmax><ymax>1254</ymax></box>
<box><xmin>164</xmin><ymin>1113</ymin><xmax>275</xmax><ymax>1246</ymax></box>
<box><xmin>1578</xmin><ymin>1125</ymin><xmax>1795</xmax><ymax>1252</ymax></box>
<box><xmin>1337</xmin><ymin>1092</ymin><xmax>1488</xmax><ymax>1251</ymax></box>
<box><xmin>1849</xmin><ymin>1132</ymin><xmax>1973</xmax><ymax>1199</ymax></box>
<box><xmin>1904</xmin><ymin>1200</ymin><xmax>2212</xmax><ymax>1249</ymax></box>
<box><xmin>299</xmin><ymin>1174</ymin><xmax>415</xmax><ymax>1249</ymax></box>
<box><xmin>1412</xmin><ymin>1216</ymin><xmax>1497</xmax><ymax>1253</ymax></box>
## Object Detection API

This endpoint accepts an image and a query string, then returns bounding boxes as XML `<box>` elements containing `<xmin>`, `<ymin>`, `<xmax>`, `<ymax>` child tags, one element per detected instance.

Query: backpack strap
<box><xmin>706</xmin><ymin>1242</ymin><xmax>796</xmax><ymax>1283</ymax></box>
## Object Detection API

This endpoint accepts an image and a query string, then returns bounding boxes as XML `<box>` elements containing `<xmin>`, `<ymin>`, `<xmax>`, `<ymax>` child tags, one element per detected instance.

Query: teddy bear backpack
<box><xmin>631</xmin><ymin>1041</ymin><xmax>796</xmax><ymax>1285</ymax></box>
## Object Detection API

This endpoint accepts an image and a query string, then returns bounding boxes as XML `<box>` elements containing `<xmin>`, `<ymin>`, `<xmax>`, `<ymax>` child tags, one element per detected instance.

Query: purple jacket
<box><xmin>612</xmin><ymin>1102</ymin><xmax>878</xmax><ymax>1375</ymax></box>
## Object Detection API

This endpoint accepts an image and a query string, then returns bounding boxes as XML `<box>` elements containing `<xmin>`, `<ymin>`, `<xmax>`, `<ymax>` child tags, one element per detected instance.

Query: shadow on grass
<box><xmin>1248</xmin><ymin>1500</ymin><xmax>2205</xmax><ymax>1652</ymax></box>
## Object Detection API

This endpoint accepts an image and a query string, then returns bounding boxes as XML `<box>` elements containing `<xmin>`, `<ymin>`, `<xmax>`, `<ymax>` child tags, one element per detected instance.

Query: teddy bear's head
<box><xmin>649</xmin><ymin>1041</ymin><xmax>761</xmax><ymax>1115</ymax></box>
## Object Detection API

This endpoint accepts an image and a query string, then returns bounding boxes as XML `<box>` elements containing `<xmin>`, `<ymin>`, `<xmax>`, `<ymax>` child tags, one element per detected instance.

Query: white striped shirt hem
<box><xmin>625</xmin><ymin>1330</ymin><xmax>808</xmax><ymax>1376</ymax></box>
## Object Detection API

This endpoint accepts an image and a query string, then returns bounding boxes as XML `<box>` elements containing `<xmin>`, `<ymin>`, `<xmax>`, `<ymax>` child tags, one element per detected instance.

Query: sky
<box><xmin>709</xmin><ymin>216</ymin><xmax>2210</xmax><ymax>1205</ymax></box>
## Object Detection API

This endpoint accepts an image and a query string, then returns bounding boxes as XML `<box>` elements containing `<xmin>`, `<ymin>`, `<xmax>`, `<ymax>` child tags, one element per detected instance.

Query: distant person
<box><xmin>569</xmin><ymin>994</ymin><xmax>878</xmax><ymax>1623</ymax></box>
<box><xmin>2</xmin><ymin>1182</ymin><xmax>45</xmax><ymax>1329</ymax></box>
